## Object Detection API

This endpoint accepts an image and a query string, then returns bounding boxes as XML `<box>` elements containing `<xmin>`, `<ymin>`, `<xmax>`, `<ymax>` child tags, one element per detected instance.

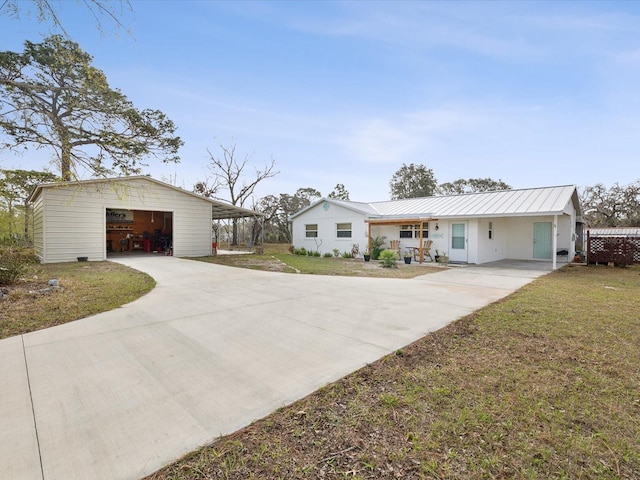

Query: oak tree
<box><xmin>438</xmin><ymin>177</ymin><xmax>511</xmax><ymax>195</ymax></box>
<box><xmin>389</xmin><ymin>163</ymin><xmax>437</xmax><ymax>200</ymax></box>
<box><xmin>580</xmin><ymin>181</ymin><xmax>640</xmax><ymax>227</ymax></box>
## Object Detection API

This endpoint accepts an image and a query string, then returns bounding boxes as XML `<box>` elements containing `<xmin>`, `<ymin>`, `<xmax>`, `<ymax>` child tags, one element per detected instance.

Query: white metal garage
<box><xmin>28</xmin><ymin>176</ymin><xmax>260</xmax><ymax>263</ymax></box>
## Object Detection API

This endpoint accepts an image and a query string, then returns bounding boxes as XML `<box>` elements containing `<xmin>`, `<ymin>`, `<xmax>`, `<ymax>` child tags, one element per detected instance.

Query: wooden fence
<box><xmin>587</xmin><ymin>231</ymin><xmax>640</xmax><ymax>265</ymax></box>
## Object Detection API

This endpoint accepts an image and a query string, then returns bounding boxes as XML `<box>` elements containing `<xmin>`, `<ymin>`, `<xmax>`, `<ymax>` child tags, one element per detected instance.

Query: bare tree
<box><xmin>201</xmin><ymin>142</ymin><xmax>278</xmax><ymax>244</ymax></box>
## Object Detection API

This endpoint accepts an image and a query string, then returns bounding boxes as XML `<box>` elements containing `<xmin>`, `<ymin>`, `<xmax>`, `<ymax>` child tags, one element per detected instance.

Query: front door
<box><xmin>533</xmin><ymin>222</ymin><xmax>552</xmax><ymax>259</ymax></box>
<box><xmin>449</xmin><ymin>222</ymin><xmax>468</xmax><ymax>262</ymax></box>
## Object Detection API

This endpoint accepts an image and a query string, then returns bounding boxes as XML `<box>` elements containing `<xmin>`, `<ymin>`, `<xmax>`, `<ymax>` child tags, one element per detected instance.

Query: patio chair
<box><xmin>413</xmin><ymin>239</ymin><xmax>434</xmax><ymax>262</ymax></box>
<box><xmin>389</xmin><ymin>239</ymin><xmax>401</xmax><ymax>259</ymax></box>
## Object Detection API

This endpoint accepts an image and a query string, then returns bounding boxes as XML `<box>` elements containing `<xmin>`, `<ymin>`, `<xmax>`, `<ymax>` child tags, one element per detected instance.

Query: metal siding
<box><xmin>32</xmin><ymin>195</ymin><xmax>45</xmax><ymax>262</ymax></box>
<box><xmin>39</xmin><ymin>178</ymin><xmax>214</xmax><ymax>263</ymax></box>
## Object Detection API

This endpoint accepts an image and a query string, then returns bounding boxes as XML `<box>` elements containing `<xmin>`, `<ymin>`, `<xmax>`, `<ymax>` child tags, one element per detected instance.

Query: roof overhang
<box><xmin>366</xmin><ymin>217</ymin><xmax>437</xmax><ymax>226</ymax></box>
<box><xmin>27</xmin><ymin>176</ymin><xmax>263</xmax><ymax>220</ymax></box>
<box><xmin>211</xmin><ymin>202</ymin><xmax>261</xmax><ymax>220</ymax></box>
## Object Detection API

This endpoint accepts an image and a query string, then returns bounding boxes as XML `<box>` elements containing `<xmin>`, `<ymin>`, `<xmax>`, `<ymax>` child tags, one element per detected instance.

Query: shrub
<box><xmin>341</xmin><ymin>251</ymin><xmax>354</xmax><ymax>259</ymax></box>
<box><xmin>323</xmin><ymin>252</ymin><xmax>333</xmax><ymax>258</ymax></box>
<box><xmin>0</xmin><ymin>246</ymin><xmax>38</xmax><ymax>286</ymax></box>
<box><xmin>369</xmin><ymin>235</ymin><xmax>387</xmax><ymax>260</ymax></box>
<box><xmin>293</xmin><ymin>247</ymin><xmax>307</xmax><ymax>256</ymax></box>
<box><xmin>332</xmin><ymin>248</ymin><xmax>340</xmax><ymax>258</ymax></box>
<box><xmin>379</xmin><ymin>249</ymin><xmax>398</xmax><ymax>268</ymax></box>
<box><xmin>307</xmin><ymin>250</ymin><xmax>315</xmax><ymax>257</ymax></box>
<box><xmin>313</xmin><ymin>251</ymin><xmax>321</xmax><ymax>257</ymax></box>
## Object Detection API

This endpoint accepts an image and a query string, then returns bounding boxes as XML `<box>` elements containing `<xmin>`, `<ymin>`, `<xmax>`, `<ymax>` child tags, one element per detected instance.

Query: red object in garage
<box><xmin>143</xmin><ymin>238</ymin><xmax>151</xmax><ymax>252</ymax></box>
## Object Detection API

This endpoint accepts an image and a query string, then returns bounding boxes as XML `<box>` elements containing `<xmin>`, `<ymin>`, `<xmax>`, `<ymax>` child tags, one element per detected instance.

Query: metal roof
<box><xmin>367</xmin><ymin>185</ymin><xmax>580</xmax><ymax>219</ymax></box>
<box><xmin>588</xmin><ymin>227</ymin><xmax>640</xmax><ymax>236</ymax></box>
<box><xmin>289</xmin><ymin>197</ymin><xmax>378</xmax><ymax>220</ymax></box>
<box><xmin>28</xmin><ymin>176</ymin><xmax>262</xmax><ymax>219</ymax></box>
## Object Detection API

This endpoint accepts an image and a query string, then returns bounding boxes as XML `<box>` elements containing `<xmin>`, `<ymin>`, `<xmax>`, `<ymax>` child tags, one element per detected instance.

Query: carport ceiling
<box><xmin>211</xmin><ymin>201</ymin><xmax>263</xmax><ymax>220</ymax></box>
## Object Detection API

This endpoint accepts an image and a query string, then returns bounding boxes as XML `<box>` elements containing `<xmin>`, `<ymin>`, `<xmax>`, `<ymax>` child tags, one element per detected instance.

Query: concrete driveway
<box><xmin>1</xmin><ymin>257</ymin><xmax>551</xmax><ymax>480</ymax></box>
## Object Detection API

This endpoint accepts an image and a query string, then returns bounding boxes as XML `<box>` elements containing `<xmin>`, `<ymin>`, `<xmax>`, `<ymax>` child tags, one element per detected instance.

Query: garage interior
<box><xmin>106</xmin><ymin>208</ymin><xmax>173</xmax><ymax>255</ymax></box>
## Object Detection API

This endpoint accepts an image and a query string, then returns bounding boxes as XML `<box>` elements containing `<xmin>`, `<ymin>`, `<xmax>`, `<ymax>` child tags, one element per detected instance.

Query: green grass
<box><xmin>0</xmin><ymin>261</ymin><xmax>155</xmax><ymax>339</ymax></box>
<box><xmin>194</xmin><ymin>245</ymin><xmax>440</xmax><ymax>279</ymax></box>
<box><xmin>146</xmin><ymin>265</ymin><xmax>640</xmax><ymax>480</ymax></box>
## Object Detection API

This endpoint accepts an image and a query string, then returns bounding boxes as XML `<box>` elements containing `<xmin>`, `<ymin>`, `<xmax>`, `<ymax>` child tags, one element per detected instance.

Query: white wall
<box><xmin>292</xmin><ymin>202</ymin><xmax>368</xmax><ymax>256</ymax></box>
<box><xmin>475</xmin><ymin>218</ymin><xmax>508</xmax><ymax>264</ymax></box>
<box><xmin>504</xmin><ymin>215</ymin><xmax>574</xmax><ymax>261</ymax></box>
<box><xmin>35</xmin><ymin>178</ymin><xmax>214</xmax><ymax>263</ymax></box>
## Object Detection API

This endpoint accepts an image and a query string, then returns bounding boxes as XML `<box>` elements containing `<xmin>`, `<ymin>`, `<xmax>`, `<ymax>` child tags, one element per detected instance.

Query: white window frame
<box><xmin>336</xmin><ymin>222</ymin><xmax>352</xmax><ymax>238</ymax></box>
<box><xmin>305</xmin><ymin>224</ymin><xmax>318</xmax><ymax>238</ymax></box>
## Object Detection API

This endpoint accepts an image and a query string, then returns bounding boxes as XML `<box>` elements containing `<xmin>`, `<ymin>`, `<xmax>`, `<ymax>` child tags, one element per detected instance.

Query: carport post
<box><xmin>552</xmin><ymin>215</ymin><xmax>558</xmax><ymax>270</ymax></box>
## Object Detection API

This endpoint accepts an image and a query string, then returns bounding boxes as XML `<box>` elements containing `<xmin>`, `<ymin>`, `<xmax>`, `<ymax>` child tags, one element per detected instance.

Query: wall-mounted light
<box><xmin>151</xmin><ymin>211</ymin><xmax>154</xmax><ymax>223</ymax></box>
<box><xmin>435</xmin><ymin>223</ymin><xmax>439</xmax><ymax>230</ymax></box>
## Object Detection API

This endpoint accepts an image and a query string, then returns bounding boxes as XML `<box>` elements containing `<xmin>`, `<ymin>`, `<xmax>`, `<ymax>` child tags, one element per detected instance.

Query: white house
<box><xmin>290</xmin><ymin>185</ymin><xmax>583</xmax><ymax>269</ymax></box>
<box><xmin>28</xmin><ymin>176</ymin><xmax>260</xmax><ymax>263</ymax></box>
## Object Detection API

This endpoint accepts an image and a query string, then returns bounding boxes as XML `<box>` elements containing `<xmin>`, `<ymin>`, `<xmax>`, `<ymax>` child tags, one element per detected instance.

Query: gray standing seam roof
<box><xmin>367</xmin><ymin>185</ymin><xmax>578</xmax><ymax>218</ymax></box>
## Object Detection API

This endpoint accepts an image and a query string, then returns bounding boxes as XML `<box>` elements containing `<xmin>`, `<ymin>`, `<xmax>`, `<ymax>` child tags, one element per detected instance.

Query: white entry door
<box><xmin>449</xmin><ymin>222</ymin><xmax>468</xmax><ymax>262</ymax></box>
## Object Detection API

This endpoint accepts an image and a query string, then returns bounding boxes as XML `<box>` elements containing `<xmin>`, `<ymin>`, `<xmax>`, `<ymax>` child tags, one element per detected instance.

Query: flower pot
<box><xmin>363</xmin><ymin>254</ymin><xmax>371</xmax><ymax>262</ymax></box>
<box><xmin>404</xmin><ymin>257</ymin><xmax>412</xmax><ymax>264</ymax></box>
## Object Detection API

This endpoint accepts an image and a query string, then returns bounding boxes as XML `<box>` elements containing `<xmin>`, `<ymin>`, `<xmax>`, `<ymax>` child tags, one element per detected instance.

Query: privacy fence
<box><xmin>587</xmin><ymin>230</ymin><xmax>640</xmax><ymax>265</ymax></box>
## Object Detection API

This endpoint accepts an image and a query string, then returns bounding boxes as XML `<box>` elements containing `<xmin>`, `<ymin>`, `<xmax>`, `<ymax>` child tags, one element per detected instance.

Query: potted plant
<box><xmin>403</xmin><ymin>248</ymin><xmax>412</xmax><ymax>264</ymax></box>
<box><xmin>437</xmin><ymin>251</ymin><xmax>449</xmax><ymax>265</ymax></box>
<box><xmin>434</xmin><ymin>249</ymin><xmax>440</xmax><ymax>262</ymax></box>
<box><xmin>363</xmin><ymin>247</ymin><xmax>371</xmax><ymax>262</ymax></box>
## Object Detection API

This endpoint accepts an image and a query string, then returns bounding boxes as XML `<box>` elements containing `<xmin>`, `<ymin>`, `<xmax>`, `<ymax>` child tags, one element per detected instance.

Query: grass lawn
<box><xmin>0</xmin><ymin>261</ymin><xmax>155</xmax><ymax>339</ymax></box>
<box><xmin>193</xmin><ymin>250</ymin><xmax>441</xmax><ymax>279</ymax></box>
<box><xmin>146</xmin><ymin>264</ymin><xmax>640</xmax><ymax>479</ymax></box>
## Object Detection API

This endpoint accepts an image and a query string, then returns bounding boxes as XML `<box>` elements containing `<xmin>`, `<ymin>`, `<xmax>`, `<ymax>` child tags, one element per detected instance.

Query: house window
<box><xmin>336</xmin><ymin>222</ymin><xmax>352</xmax><ymax>238</ymax></box>
<box><xmin>488</xmin><ymin>221</ymin><xmax>493</xmax><ymax>240</ymax></box>
<box><xmin>399</xmin><ymin>224</ymin><xmax>429</xmax><ymax>238</ymax></box>
<box><xmin>399</xmin><ymin>225</ymin><xmax>413</xmax><ymax>238</ymax></box>
<box><xmin>415</xmin><ymin>223</ymin><xmax>429</xmax><ymax>239</ymax></box>
<box><xmin>305</xmin><ymin>224</ymin><xmax>318</xmax><ymax>238</ymax></box>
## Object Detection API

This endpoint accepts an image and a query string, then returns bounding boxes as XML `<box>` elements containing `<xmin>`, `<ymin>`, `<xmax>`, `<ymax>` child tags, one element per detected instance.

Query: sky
<box><xmin>1</xmin><ymin>0</ymin><xmax>640</xmax><ymax>203</ymax></box>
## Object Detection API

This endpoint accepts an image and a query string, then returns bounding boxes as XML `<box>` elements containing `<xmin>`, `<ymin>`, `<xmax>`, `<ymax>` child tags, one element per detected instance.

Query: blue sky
<box><xmin>2</xmin><ymin>1</ymin><xmax>640</xmax><ymax>202</ymax></box>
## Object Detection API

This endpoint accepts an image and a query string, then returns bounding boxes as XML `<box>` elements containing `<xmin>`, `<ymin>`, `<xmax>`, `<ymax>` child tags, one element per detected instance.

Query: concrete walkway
<box><xmin>1</xmin><ymin>257</ymin><xmax>551</xmax><ymax>480</ymax></box>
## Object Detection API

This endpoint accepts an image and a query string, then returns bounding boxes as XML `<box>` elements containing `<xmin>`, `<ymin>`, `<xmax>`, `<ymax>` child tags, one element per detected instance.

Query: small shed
<box><xmin>28</xmin><ymin>176</ymin><xmax>260</xmax><ymax>263</ymax></box>
<box><xmin>587</xmin><ymin>227</ymin><xmax>640</xmax><ymax>265</ymax></box>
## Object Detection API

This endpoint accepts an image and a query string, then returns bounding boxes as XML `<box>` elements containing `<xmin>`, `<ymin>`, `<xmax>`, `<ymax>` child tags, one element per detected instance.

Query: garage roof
<box><xmin>28</xmin><ymin>176</ymin><xmax>263</xmax><ymax>219</ymax></box>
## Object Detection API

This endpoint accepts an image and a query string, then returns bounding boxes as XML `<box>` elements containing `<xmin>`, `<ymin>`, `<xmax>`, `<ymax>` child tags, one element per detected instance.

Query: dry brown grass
<box><xmin>0</xmin><ymin>261</ymin><xmax>155</xmax><ymax>339</ymax></box>
<box><xmin>146</xmin><ymin>265</ymin><xmax>640</xmax><ymax>480</ymax></box>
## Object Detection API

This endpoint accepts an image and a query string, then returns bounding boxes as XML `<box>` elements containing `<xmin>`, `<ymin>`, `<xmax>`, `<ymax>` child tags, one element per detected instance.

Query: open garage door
<box><xmin>106</xmin><ymin>209</ymin><xmax>173</xmax><ymax>256</ymax></box>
